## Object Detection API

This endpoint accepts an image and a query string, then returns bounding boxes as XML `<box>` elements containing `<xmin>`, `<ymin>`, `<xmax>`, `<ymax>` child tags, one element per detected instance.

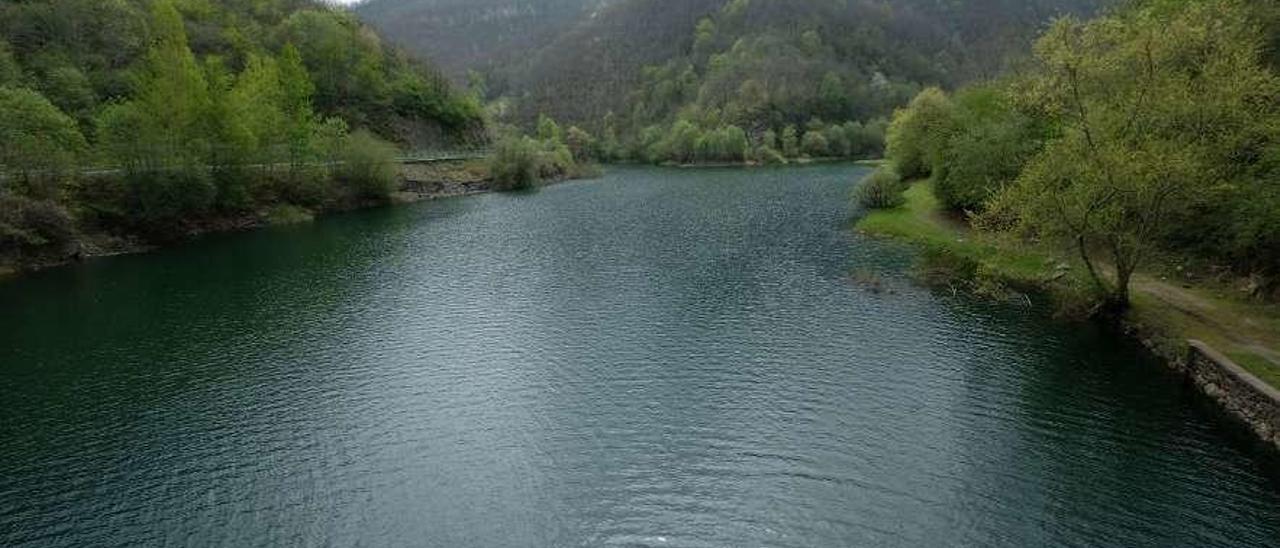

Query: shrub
<box><xmin>489</xmin><ymin>136</ymin><xmax>540</xmax><ymax>190</ymax></box>
<box><xmin>334</xmin><ymin>129</ymin><xmax>400</xmax><ymax>201</ymax></box>
<box><xmin>755</xmin><ymin>145</ymin><xmax>787</xmax><ymax>165</ymax></box>
<box><xmin>536</xmin><ymin>142</ymin><xmax>574</xmax><ymax>180</ymax></box>
<box><xmin>279</xmin><ymin>165</ymin><xmax>336</xmax><ymax>208</ymax></box>
<box><xmin>0</xmin><ymin>192</ymin><xmax>77</xmax><ymax>257</ymax></box>
<box><xmin>126</xmin><ymin>168</ymin><xmax>217</xmax><ymax>231</ymax></box>
<box><xmin>565</xmin><ymin>125</ymin><xmax>597</xmax><ymax>163</ymax></box>
<box><xmin>855</xmin><ymin>167</ymin><xmax>906</xmax><ymax>209</ymax></box>
<box><xmin>263</xmin><ymin>204</ymin><xmax>314</xmax><ymax>225</ymax></box>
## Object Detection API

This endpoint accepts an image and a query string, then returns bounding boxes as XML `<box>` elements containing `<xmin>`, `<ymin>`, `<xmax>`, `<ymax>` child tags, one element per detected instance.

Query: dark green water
<box><xmin>2</xmin><ymin>165</ymin><xmax>1278</xmax><ymax>547</ymax></box>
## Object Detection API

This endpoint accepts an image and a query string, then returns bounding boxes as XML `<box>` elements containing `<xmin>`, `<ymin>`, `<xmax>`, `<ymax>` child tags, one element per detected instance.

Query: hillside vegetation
<box><xmin>0</xmin><ymin>0</ymin><xmax>482</xmax><ymax>270</ymax></box>
<box><xmin>361</xmin><ymin>0</ymin><xmax>1111</xmax><ymax>165</ymax></box>
<box><xmin>868</xmin><ymin>0</ymin><xmax>1280</xmax><ymax>307</ymax></box>
<box><xmin>357</xmin><ymin>0</ymin><xmax>618</xmax><ymax>79</ymax></box>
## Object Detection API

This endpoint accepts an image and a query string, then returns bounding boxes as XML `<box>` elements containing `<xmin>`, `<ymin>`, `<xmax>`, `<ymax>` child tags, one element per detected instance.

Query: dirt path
<box><xmin>1133</xmin><ymin>275</ymin><xmax>1280</xmax><ymax>367</ymax></box>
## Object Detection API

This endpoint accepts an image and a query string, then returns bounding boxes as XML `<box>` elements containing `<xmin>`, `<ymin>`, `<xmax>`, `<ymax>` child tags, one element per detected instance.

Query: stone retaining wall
<box><xmin>1185</xmin><ymin>340</ymin><xmax>1280</xmax><ymax>451</ymax></box>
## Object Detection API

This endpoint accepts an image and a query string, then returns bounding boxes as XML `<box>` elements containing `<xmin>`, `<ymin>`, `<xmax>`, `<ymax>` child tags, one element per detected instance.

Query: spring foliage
<box><xmin>885</xmin><ymin>0</ymin><xmax>1280</xmax><ymax>307</ymax></box>
<box><xmin>0</xmin><ymin>0</ymin><xmax>480</xmax><ymax>260</ymax></box>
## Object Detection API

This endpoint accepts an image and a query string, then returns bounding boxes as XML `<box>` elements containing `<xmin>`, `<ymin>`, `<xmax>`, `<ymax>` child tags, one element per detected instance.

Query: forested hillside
<box><xmin>360</xmin><ymin>0</ymin><xmax>1111</xmax><ymax>164</ymax></box>
<box><xmin>0</xmin><ymin>0</ymin><xmax>482</xmax><ymax>270</ymax></box>
<box><xmin>357</xmin><ymin>0</ymin><xmax>618</xmax><ymax>80</ymax></box>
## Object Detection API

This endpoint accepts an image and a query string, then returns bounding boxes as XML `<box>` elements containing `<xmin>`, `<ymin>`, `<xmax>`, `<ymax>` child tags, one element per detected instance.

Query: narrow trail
<box><xmin>1133</xmin><ymin>276</ymin><xmax>1280</xmax><ymax>367</ymax></box>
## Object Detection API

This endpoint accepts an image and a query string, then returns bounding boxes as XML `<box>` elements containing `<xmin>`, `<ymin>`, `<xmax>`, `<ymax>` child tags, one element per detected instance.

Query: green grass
<box><xmin>857</xmin><ymin>181</ymin><xmax>1060</xmax><ymax>288</ymax></box>
<box><xmin>1229</xmin><ymin>353</ymin><xmax>1280</xmax><ymax>390</ymax></box>
<box><xmin>1130</xmin><ymin>290</ymin><xmax>1280</xmax><ymax>388</ymax></box>
<box><xmin>861</xmin><ymin>180</ymin><xmax>1280</xmax><ymax>390</ymax></box>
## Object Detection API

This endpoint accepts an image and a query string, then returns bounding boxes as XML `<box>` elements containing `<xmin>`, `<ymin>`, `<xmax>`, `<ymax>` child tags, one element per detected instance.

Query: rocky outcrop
<box><xmin>400</xmin><ymin>161</ymin><xmax>493</xmax><ymax>199</ymax></box>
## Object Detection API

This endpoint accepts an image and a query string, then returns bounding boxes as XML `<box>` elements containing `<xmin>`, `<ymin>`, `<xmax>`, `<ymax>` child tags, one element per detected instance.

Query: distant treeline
<box><xmin>0</xmin><ymin>0</ymin><xmax>482</xmax><ymax>267</ymax></box>
<box><xmin>870</xmin><ymin>0</ymin><xmax>1280</xmax><ymax>308</ymax></box>
<box><xmin>452</xmin><ymin>0</ymin><xmax>1112</xmax><ymax>165</ymax></box>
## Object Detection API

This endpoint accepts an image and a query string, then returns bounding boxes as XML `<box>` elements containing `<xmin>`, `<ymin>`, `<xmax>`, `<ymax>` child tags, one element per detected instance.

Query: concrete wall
<box><xmin>1185</xmin><ymin>341</ymin><xmax>1280</xmax><ymax>451</ymax></box>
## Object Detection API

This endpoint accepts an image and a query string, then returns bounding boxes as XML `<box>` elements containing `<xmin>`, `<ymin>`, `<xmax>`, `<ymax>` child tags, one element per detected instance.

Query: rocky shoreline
<box><xmin>1174</xmin><ymin>341</ymin><xmax>1280</xmax><ymax>451</ymax></box>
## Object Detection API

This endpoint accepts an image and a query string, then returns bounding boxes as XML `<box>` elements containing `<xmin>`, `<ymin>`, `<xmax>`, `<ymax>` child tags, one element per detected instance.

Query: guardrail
<box><xmin>398</xmin><ymin>150</ymin><xmax>491</xmax><ymax>164</ymax></box>
<box><xmin>0</xmin><ymin>150</ymin><xmax>493</xmax><ymax>182</ymax></box>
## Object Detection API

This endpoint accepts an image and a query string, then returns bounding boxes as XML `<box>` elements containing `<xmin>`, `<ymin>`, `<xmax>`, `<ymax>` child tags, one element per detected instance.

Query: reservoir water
<box><xmin>2</xmin><ymin>165</ymin><xmax>1278</xmax><ymax>546</ymax></box>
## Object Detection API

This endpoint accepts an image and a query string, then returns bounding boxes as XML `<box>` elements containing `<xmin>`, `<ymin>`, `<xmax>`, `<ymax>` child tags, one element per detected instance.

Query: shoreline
<box><xmin>855</xmin><ymin>180</ymin><xmax>1280</xmax><ymax>452</ymax></box>
<box><xmin>0</xmin><ymin>160</ymin><xmax>506</xmax><ymax>282</ymax></box>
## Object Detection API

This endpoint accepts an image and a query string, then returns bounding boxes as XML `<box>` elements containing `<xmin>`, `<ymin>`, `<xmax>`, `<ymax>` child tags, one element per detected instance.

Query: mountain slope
<box><xmin>359</xmin><ymin>0</ymin><xmax>1113</xmax><ymax>133</ymax></box>
<box><xmin>357</xmin><ymin>0</ymin><xmax>619</xmax><ymax>79</ymax></box>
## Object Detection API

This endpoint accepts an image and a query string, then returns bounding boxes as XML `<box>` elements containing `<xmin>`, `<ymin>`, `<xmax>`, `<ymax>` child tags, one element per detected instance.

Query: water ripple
<box><xmin>1</xmin><ymin>166</ymin><xmax>1278</xmax><ymax>547</ymax></box>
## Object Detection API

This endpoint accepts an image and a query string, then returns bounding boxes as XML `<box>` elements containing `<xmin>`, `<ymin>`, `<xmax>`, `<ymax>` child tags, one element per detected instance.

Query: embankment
<box><xmin>1181</xmin><ymin>341</ymin><xmax>1280</xmax><ymax>450</ymax></box>
<box><xmin>857</xmin><ymin>180</ymin><xmax>1280</xmax><ymax>452</ymax></box>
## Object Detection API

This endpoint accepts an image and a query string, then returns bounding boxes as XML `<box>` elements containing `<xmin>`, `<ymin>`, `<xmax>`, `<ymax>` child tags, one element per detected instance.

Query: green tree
<box><xmin>278</xmin><ymin>43</ymin><xmax>318</xmax><ymax>173</ymax></box>
<box><xmin>824</xmin><ymin>125</ymin><xmax>851</xmax><ymax>157</ymax></box>
<box><xmin>885</xmin><ymin>87</ymin><xmax>954</xmax><ymax>180</ymax></box>
<box><xmin>780</xmin><ymin>125</ymin><xmax>800</xmax><ymax>158</ymax></box>
<box><xmin>990</xmin><ymin>0</ymin><xmax>1280</xmax><ymax>310</ymax></box>
<box><xmin>818</xmin><ymin>71</ymin><xmax>846</xmax><ymax>119</ymax></box>
<box><xmin>281</xmin><ymin>10</ymin><xmax>386</xmax><ymax>123</ymax></box>
<box><xmin>657</xmin><ymin>119</ymin><xmax>701</xmax><ymax>164</ymax></box>
<box><xmin>693</xmin><ymin>17</ymin><xmax>718</xmax><ymax>58</ymax></box>
<box><xmin>118</xmin><ymin>0</ymin><xmax>213</xmax><ymax>171</ymax></box>
<box><xmin>0</xmin><ymin>42</ymin><xmax>21</xmax><ymax>87</ymax></box>
<box><xmin>31</xmin><ymin>61</ymin><xmax>95</xmax><ymax>123</ymax></box>
<box><xmin>96</xmin><ymin>0</ymin><xmax>216</xmax><ymax>225</ymax></box>
<box><xmin>760</xmin><ymin>129</ymin><xmax>778</xmax><ymax>151</ymax></box>
<box><xmin>536</xmin><ymin>114</ymin><xmax>563</xmax><ymax>144</ymax></box>
<box><xmin>934</xmin><ymin>86</ymin><xmax>1044</xmax><ymax>211</ymax></box>
<box><xmin>846</xmin><ymin>119</ymin><xmax>888</xmax><ymax>158</ymax></box>
<box><xmin>0</xmin><ymin>87</ymin><xmax>86</xmax><ymax>198</ymax></box>
<box><xmin>721</xmin><ymin>125</ymin><xmax>750</xmax><ymax>162</ymax></box>
<box><xmin>565</xmin><ymin>125</ymin><xmax>596</xmax><ymax>163</ymax></box>
<box><xmin>802</xmin><ymin>130</ymin><xmax>829</xmax><ymax>158</ymax></box>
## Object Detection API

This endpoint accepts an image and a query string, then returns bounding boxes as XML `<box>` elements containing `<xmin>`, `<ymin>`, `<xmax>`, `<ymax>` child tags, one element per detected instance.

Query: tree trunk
<box><xmin>1077</xmin><ymin>235</ymin><xmax>1110</xmax><ymax>296</ymax></box>
<box><xmin>1105</xmin><ymin>249</ymin><xmax>1135</xmax><ymax>314</ymax></box>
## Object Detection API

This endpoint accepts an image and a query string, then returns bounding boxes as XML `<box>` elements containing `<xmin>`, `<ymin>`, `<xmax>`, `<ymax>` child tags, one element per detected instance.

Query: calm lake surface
<box><xmin>2</xmin><ymin>165</ymin><xmax>1278</xmax><ymax>547</ymax></box>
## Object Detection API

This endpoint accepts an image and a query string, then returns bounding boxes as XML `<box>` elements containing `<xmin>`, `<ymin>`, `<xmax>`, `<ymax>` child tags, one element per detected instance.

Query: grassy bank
<box><xmin>857</xmin><ymin>181</ymin><xmax>1081</xmax><ymax>295</ymax></box>
<box><xmin>857</xmin><ymin>181</ymin><xmax>1280</xmax><ymax>389</ymax></box>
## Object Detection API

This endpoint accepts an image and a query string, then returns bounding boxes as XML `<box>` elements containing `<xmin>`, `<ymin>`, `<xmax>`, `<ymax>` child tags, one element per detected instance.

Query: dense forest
<box><xmin>870</xmin><ymin>0</ymin><xmax>1280</xmax><ymax>307</ymax></box>
<box><xmin>361</xmin><ymin>0</ymin><xmax>1111</xmax><ymax>165</ymax></box>
<box><xmin>357</xmin><ymin>0</ymin><xmax>618</xmax><ymax>80</ymax></box>
<box><xmin>0</xmin><ymin>0</ymin><xmax>482</xmax><ymax>269</ymax></box>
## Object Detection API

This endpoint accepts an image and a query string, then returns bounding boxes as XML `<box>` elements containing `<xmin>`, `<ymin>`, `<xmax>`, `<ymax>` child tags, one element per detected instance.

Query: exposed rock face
<box><xmin>400</xmin><ymin>160</ymin><xmax>494</xmax><ymax>199</ymax></box>
<box><xmin>1184</xmin><ymin>340</ymin><xmax>1280</xmax><ymax>451</ymax></box>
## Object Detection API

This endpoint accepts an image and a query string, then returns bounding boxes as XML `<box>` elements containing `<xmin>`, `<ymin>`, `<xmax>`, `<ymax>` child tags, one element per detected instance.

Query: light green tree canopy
<box><xmin>989</xmin><ymin>0</ymin><xmax>1280</xmax><ymax>309</ymax></box>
